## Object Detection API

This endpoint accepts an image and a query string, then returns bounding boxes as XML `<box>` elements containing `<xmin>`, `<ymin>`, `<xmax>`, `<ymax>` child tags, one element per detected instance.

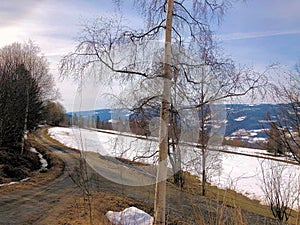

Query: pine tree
<box><xmin>267</xmin><ymin>122</ymin><xmax>284</xmax><ymax>156</ymax></box>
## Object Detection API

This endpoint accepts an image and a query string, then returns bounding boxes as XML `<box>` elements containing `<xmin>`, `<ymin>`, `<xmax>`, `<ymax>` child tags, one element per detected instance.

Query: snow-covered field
<box><xmin>49</xmin><ymin>127</ymin><xmax>300</xmax><ymax>209</ymax></box>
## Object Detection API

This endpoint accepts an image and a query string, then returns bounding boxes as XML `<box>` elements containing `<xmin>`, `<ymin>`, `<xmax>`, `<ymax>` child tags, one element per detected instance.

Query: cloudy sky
<box><xmin>0</xmin><ymin>0</ymin><xmax>299</xmax><ymax>111</ymax></box>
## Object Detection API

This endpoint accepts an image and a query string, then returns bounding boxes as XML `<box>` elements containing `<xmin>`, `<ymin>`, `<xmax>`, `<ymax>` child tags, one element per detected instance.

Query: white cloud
<box><xmin>0</xmin><ymin>1</ymin><xmax>40</xmax><ymax>26</ymax></box>
<box><xmin>219</xmin><ymin>29</ymin><xmax>300</xmax><ymax>41</ymax></box>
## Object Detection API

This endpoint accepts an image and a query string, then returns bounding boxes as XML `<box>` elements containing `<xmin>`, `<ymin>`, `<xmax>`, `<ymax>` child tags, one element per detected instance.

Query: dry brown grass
<box><xmin>50</xmin><ymin>191</ymin><xmax>153</xmax><ymax>225</ymax></box>
<box><xmin>183</xmin><ymin>171</ymin><xmax>300</xmax><ymax>225</ymax></box>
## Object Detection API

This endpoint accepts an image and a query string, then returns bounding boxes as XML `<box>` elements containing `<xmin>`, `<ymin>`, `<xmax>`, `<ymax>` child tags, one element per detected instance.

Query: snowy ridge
<box><xmin>67</xmin><ymin>104</ymin><xmax>283</xmax><ymax>144</ymax></box>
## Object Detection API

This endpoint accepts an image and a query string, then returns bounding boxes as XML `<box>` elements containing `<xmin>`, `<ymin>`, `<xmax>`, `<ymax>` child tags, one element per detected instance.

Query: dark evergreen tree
<box><xmin>72</xmin><ymin>113</ymin><xmax>79</xmax><ymax>126</ymax></box>
<box><xmin>96</xmin><ymin>115</ymin><xmax>101</xmax><ymax>129</ymax></box>
<box><xmin>267</xmin><ymin>122</ymin><xmax>284</xmax><ymax>156</ymax></box>
<box><xmin>0</xmin><ymin>41</ymin><xmax>56</xmax><ymax>153</ymax></box>
<box><xmin>0</xmin><ymin>64</ymin><xmax>43</xmax><ymax>151</ymax></box>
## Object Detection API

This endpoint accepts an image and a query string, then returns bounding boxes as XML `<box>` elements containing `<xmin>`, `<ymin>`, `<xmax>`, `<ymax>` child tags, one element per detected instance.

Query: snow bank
<box><xmin>106</xmin><ymin>207</ymin><xmax>153</xmax><ymax>225</ymax></box>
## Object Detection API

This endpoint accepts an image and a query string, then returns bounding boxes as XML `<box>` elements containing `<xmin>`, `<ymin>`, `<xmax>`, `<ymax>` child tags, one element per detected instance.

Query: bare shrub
<box><xmin>259</xmin><ymin>159</ymin><xmax>300</xmax><ymax>224</ymax></box>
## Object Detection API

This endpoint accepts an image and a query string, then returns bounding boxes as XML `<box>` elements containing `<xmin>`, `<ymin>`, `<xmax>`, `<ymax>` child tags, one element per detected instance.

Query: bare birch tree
<box><xmin>0</xmin><ymin>41</ymin><xmax>57</xmax><ymax>100</ymax></box>
<box><xmin>268</xmin><ymin>64</ymin><xmax>300</xmax><ymax>163</ymax></box>
<box><xmin>60</xmin><ymin>1</ymin><xmax>267</xmax><ymax>223</ymax></box>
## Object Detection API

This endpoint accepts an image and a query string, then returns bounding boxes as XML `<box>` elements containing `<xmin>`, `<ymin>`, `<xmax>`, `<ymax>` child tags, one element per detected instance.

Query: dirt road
<box><xmin>0</xmin><ymin>128</ymin><xmax>159</xmax><ymax>224</ymax></box>
<box><xmin>0</xmin><ymin>130</ymin><xmax>81</xmax><ymax>224</ymax></box>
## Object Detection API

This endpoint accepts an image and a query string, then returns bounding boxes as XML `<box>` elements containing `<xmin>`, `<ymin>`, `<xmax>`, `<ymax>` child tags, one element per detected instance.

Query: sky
<box><xmin>0</xmin><ymin>0</ymin><xmax>299</xmax><ymax>111</ymax></box>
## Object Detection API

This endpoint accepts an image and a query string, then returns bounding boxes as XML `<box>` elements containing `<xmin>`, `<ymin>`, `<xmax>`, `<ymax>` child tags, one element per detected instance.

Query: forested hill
<box><xmin>67</xmin><ymin>104</ymin><xmax>282</xmax><ymax>143</ymax></box>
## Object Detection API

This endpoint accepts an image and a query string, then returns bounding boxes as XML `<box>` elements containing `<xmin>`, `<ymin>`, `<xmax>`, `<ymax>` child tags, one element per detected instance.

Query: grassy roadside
<box><xmin>42</xmin><ymin>127</ymin><xmax>299</xmax><ymax>224</ymax></box>
<box><xmin>182</xmin><ymin>172</ymin><xmax>299</xmax><ymax>224</ymax></box>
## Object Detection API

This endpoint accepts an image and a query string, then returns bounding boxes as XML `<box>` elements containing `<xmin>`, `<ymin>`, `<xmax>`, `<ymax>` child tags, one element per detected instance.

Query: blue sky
<box><xmin>0</xmin><ymin>0</ymin><xmax>299</xmax><ymax>111</ymax></box>
<box><xmin>215</xmin><ymin>0</ymin><xmax>300</xmax><ymax>69</ymax></box>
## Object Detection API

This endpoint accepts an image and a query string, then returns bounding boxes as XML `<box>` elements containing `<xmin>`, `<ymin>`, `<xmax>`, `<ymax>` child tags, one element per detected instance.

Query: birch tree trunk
<box><xmin>21</xmin><ymin>87</ymin><xmax>29</xmax><ymax>155</ymax></box>
<box><xmin>153</xmin><ymin>0</ymin><xmax>174</xmax><ymax>224</ymax></box>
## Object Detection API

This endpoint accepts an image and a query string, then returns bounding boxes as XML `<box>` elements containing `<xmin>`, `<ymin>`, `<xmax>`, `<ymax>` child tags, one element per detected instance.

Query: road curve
<box><xmin>0</xmin><ymin>128</ymin><xmax>157</xmax><ymax>224</ymax></box>
<box><xmin>0</xmin><ymin>129</ymin><xmax>80</xmax><ymax>224</ymax></box>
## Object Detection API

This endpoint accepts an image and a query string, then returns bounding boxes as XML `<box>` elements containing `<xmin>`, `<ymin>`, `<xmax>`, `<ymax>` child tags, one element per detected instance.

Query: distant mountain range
<box><xmin>67</xmin><ymin>104</ymin><xmax>282</xmax><ymax>143</ymax></box>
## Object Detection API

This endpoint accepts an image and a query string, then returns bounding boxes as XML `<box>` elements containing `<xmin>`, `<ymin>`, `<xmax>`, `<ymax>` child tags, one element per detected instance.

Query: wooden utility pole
<box><xmin>153</xmin><ymin>0</ymin><xmax>174</xmax><ymax>224</ymax></box>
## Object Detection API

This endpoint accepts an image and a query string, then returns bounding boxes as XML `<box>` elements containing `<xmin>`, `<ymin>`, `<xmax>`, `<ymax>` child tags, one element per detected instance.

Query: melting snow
<box><xmin>106</xmin><ymin>207</ymin><xmax>153</xmax><ymax>225</ymax></box>
<box><xmin>30</xmin><ymin>147</ymin><xmax>48</xmax><ymax>171</ymax></box>
<box><xmin>0</xmin><ymin>178</ymin><xmax>30</xmax><ymax>187</ymax></box>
